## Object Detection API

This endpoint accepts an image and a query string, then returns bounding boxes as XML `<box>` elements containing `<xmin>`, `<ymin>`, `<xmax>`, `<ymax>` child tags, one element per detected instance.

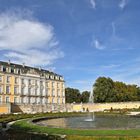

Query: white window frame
<box><xmin>6</xmin><ymin>76</ymin><xmax>10</xmax><ymax>83</ymax></box>
<box><xmin>6</xmin><ymin>86</ymin><xmax>10</xmax><ymax>94</ymax></box>
<box><xmin>6</xmin><ymin>96</ymin><xmax>10</xmax><ymax>103</ymax></box>
<box><xmin>0</xmin><ymin>96</ymin><xmax>2</xmax><ymax>103</ymax></box>
<box><xmin>0</xmin><ymin>75</ymin><xmax>3</xmax><ymax>82</ymax></box>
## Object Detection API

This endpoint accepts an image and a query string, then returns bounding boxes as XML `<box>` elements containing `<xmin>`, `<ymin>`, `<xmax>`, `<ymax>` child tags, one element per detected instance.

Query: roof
<box><xmin>0</xmin><ymin>60</ymin><xmax>63</xmax><ymax>78</ymax></box>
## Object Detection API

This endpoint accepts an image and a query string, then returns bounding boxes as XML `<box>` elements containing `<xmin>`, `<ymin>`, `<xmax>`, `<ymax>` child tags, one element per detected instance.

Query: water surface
<box><xmin>36</xmin><ymin>114</ymin><xmax>140</xmax><ymax>129</ymax></box>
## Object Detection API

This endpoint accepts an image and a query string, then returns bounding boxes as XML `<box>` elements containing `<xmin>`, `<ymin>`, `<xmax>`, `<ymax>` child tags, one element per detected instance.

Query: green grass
<box><xmin>9</xmin><ymin>112</ymin><xmax>140</xmax><ymax>140</ymax></box>
<box><xmin>12</xmin><ymin>120</ymin><xmax>140</xmax><ymax>136</ymax></box>
<box><xmin>67</xmin><ymin>135</ymin><xmax>140</xmax><ymax>140</ymax></box>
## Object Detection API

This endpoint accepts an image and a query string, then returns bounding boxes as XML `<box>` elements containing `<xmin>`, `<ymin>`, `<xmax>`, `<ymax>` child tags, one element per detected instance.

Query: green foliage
<box><xmin>65</xmin><ymin>88</ymin><xmax>81</xmax><ymax>103</ymax></box>
<box><xmin>65</xmin><ymin>88</ymin><xmax>90</xmax><ymax>103</ymax></box>
<box><xmin>94</xmin><ymin>77</ymin><xmax>140</xmax><ymax>103</ymax></box>
<box><xmin>81</xmin><ymin>91</ymin><xmax>90</xmax><ymax>103</ymax></box>
<box><xmin>94</xmin><ymin>77</ymin><xmax>115</xmax><ymax>103</ymax></box>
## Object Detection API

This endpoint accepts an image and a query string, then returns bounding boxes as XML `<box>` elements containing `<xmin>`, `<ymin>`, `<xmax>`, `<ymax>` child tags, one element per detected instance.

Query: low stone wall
<box><xmin>11</xmin><ymin>103</ymin><xmax>66</xmax><ymax>114</ymax></box>
<box><xmin>1</xmin><ymin>101</ymin><xmax>140</xmax><ymax>114</ymax></box>
<box><xmin>72</xmin><ymin>102</ymin><xmax>140</xmax><ymax>112</ymax></box>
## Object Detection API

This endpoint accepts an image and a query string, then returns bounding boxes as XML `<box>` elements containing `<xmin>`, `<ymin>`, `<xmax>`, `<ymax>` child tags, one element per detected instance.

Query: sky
<box><xmin>0</xmin><ymin>0</ymin><xmax>140</xmax><ymax>92</ymax></box>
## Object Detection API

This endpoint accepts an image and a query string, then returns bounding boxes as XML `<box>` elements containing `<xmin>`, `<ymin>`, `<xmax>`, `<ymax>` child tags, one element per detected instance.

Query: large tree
<box><xmin>65</xmin><ymin>87</ymin><xmax>81</xmax><ymax>103</ymax></box>
<box><xmin>93</xmin><ymin>77</ymin><xmax>114</xmax><ymax>103</ymax></box>
<box><xmin>93</xmin><ymin>77</ymin><xmax>140</xmax><ymax>103</ymax></box>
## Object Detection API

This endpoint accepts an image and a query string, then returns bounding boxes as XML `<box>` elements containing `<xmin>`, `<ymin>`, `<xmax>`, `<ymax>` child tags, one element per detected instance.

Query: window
<box><xmin>0</xmin><ymin>65</ymin><xmax>3</xmax><ymax>71</ymax></box>
<box><xmin>15</xmin><ymin>77</ymin><xmax>18</xmax><ymax>84</ymax></box>
<box><xmin>46</xmin><ymin>98</ymin><xmax>48</xmax><ymax>104</ymax></box>
<box><xmin>57</xmin><ymin>83</ymin><xmax>59</xmax><ymax>88</ymax></box>
<box><xmin>23</xmin><ymin>97</ymin><xmax>27</xmax><ymax>103</ymax></box>
<box><xmin>11</xmin><ymin>68</ymin><xmax>14</xmax><ymax>73</ymax></box>
<box><xmin>46</xmin><ymin>88</ymin><xmax>48</xmax><ymax>96</ymax></box>
<box><xmin>52</xmin><ymin>98</ymin><xmax>54</xmax><ymax>103</ymax></box>
<box><xmin>0</xmin><ymin>96</ymin><xmax>2</xmax><ymax>103</ymax></box>
<box><xmin>6</xmin><ymin>96</ymin><xmax>10</xmax><ymax>103</ymax></box>
<box><xmin>57</xmin><ymin>98</ymin><xmax>60</xmax><ymax>104</ymax></box>
<box><xmin>40</xmin><ymin>81</ymin><xmax>43</xmax><ymax>86</ymax></box>
<box><xmin>6</xmin><ymin>76</ymin><xmax>10</xmax><ymax>83</ymax></box>
<box><xmin>35</xmin><ymin>88</ymin><xmax>37</xmax><ymax>95</ymax></box>
<box><xmin>37</xmin><ymin>98</ymin><xmax>40</xmax><ymax>104</ymax></box>
<box><xmin>62</xmin><ymin>83</ymin><xmax>64</xmax><ymax>89</ymax></box>
<box><xmin>14</xmin><ymin>97</ymin><xmax>18</xmax><ymax>103</ymax></box>
<box><xmin>52</xmin><ymin>82</ymin><xmax>55</xmax><ymax>88</ymax></box>
<box><xmin>31</xmin><ymin>88</ymin><xmax>35</xmax><ymax>95</ymax></box>
<box><xmin>14</xmin><ymin>87</ymin><xmax>18</xmax><ymax>94</ymax></box>
<box><xmin>21</xmin><ymin>87</ymin><xmax>25</xmax><ymax>95</ymax></box>
<box><xmin>21</xmin><ymin>79</ymin><xmax>24</xmax><ymax>84</ymax></box>
<box><xmin>28</xmin><ymin>88</ymin><xmax>31</xmax><ymax>95</ymax></box>
<box><xmin>3</xmin><ymin>66</ymin><xmax>6</xmax><ymax>72</ymax></box>
<box><xmin>57</xmin><ymin>89</ymin><xmax>60</xmax><ymax>96</ymax></box>
<box><xmin>6</xmin><ymin>67</ymin><xmax>10</xmax><ymax>72</ymax></box>
<box><xmin>63</xmin><ymin>91</ymin><xmax>65</xmax><ymax>97</ymax></box>
<box><xmin>35</xmin><ymin>80</ymin><xmax>38</xmax><ymax>86</ymax></box>
<box><xmin>0</xmin><ymin>75</ymin><xmax>2</xmax><ymax>82</ymax></box>
<box><xmin>62</xmin><ymin>98</ymin><xmax>65</xmax><ymax>104</ymax></box>
<box><xmin>0</xmin><ymin>86</ymin><xmax>3</xmax><ymax>94</ymax></box>
<box><xmin>6</xmin><ymin>86</ymin><xmax>10</xmax><ymax>94</ymax></box>
<box><xmin>28</xmin><ymin>79</ymin><xmax>31</xmax><ymax>85</ymax></box>
<box><xmin>46</xmin><ymin>82</ymin><xmax>49</xmax><ymax>87</ymax></box>
<box><xmin>40</xmin><ymin>88</ymin><xmax>43</xmax><ymax>95</ymax></box>
<box><xmin>52</xmin><ymin>89</ymin><xmax>55</xmax><ymax>96</ymax></box>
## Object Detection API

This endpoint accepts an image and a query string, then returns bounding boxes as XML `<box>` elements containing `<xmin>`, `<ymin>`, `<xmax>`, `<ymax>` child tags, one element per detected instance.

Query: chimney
<box><xmin>39</xmin><ymin>66</ymin><xmax>41</xmax><ymax>71</ymax></box>
<box><xmin>22</xmin><ymin>63</ymin><xmax>25</xmax><ymax>67</ymax></box>
<box><xmin>8</xmin><ymin>60</ymin><xmax>10</xmax><ymax>65</ymax></box>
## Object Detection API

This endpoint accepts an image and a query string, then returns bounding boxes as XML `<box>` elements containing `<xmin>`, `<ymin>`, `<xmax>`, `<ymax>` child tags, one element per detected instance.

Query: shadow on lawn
<box><xmin>0</xmin><ymin>129</ymin><xmax>65</xmax><ymax>140</ymax></box>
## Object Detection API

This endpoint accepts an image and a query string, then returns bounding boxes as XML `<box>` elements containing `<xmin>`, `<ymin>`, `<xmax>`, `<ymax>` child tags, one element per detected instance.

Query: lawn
<box><xmin>2</xmin><ymin>111</ymin><xmax>140</xmax><ymax>140</ymax></box>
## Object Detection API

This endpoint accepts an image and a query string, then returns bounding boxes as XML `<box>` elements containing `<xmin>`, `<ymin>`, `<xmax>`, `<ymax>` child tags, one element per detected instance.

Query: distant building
<box><xmin>0</xmin><ymin>60</ymin><xmax>65</xmax><ymax>107</ymax></box>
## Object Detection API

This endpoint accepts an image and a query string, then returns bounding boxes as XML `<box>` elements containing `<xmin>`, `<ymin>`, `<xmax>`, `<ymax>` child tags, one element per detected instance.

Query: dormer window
<box><xmin>18</xmin><ymin>69</ymin><xmax>20</xmax><ymax>74</ymax></box>
<box><xmin>14</xmin><ymin>69</ymin><xmax>18</xmax><ymax>74</ymax></box>
<box><xmin>6</xmin><ymin>67</ymin><xmax>9</xmax><ymax>72</ymax></box>
<box><xmin>3</xmin><ymin>66</ymin><xmax>6</xmax><ymax>72</ymax></box>
<box><xmin>46</xmin><ymin>74</ymin><xmax>49</xmax><ymax>79</ymax></box>
<box><xmin>11</xmin><ymin>68</ymin><xmax>14</xmax><ymax>73</ymax></box>
<box><xmin>50</xmin><ymin>75</ymin><xmax>54</xmax><ymax>79</ymax></box>
<box><xmin>0</xmin><ymin>65</ymin><xmax>3</xmax><ymax>71</ymax></box>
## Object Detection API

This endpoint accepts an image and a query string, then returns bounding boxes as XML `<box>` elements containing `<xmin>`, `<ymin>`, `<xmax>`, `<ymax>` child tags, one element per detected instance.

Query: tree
<box><xmin>65</xmin><ymin>87</ymin><xmax>81</xmax><ymax>103</ymax></box>
<box><xmin>81</xmin><ymin>91</ymin><xmax>90</xmax><ymax>103</ymax></box>
<box><xmin>93</xmin><ymin>77</ymin><xmax>140</xmax><ymax>103</ymax></box>
<box><xmin>93</xmin><ymin>77</ymin><xmax>114</xmax><ymax>103</ymax></box>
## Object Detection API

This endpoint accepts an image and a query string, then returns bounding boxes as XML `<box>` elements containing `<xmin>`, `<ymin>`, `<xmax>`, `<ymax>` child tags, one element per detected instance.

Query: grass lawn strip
<box><xmin>12</xmin><ymin>119</ymin><xmax>140</xmax><ymax>136</ymax></box>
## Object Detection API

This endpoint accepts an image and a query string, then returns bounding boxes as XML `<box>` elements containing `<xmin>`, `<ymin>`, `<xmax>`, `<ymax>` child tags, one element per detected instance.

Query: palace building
<box><xmin>0</xmin><ymin>60</ymin><xmax>65</xmax><ymax>106</ymax></box>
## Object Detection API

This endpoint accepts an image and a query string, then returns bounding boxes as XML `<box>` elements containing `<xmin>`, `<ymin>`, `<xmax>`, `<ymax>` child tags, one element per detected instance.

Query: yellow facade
<box><xmin>0</xmin><ymin>73</ymin><xmax>20</xmax><ymax>104</ymax></box>
<box><xmin>0</xmin><ymin>61</ymin><xmax>65</xmax><ymax>114</ymax></box>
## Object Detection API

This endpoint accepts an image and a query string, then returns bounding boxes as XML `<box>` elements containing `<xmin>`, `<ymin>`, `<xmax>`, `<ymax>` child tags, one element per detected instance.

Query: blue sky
<box><xmin>0</xmin><ymin>0</ymin><xmax>140</xmax><ymax>91</ymax></box>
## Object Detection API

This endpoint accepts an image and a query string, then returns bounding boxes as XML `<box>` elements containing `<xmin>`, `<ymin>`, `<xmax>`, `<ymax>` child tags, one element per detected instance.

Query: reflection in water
<box><xmin>36</xmin><ymin>115</ymin><xmax>140</xmax><ymax>129</ymax></box>
<box><xmin>84</xmin><ymin>112</ymin><xmax>95</xmax><ymax>122</ymax></box>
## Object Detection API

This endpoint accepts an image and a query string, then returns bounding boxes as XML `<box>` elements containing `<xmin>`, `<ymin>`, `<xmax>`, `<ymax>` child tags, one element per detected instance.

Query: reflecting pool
<box><xmin>36</xmin><ymin>114</ymin><xmax>140</xmax><ymax>129</ymax></box>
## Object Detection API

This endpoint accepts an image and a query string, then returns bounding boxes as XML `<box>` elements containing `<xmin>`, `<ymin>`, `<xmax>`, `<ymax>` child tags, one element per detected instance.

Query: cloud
<box><xmin>89</xmin><ymin>0</ymin><xmax>96</xmax><ymax>9</ymax></box>
<box><xmin>0</xmin><ymin>10</ymin><xmax>63</xmax><ymax>66</ymax></box>
<box><xmin>119</xmin><ymin>0</ymin><xmax>127</xmax><ymax>9</ymax></box>
<box><xmin>92</xmin><ymin>39</ymin><xmax>105</xmax><ymax>50</ymax></box>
